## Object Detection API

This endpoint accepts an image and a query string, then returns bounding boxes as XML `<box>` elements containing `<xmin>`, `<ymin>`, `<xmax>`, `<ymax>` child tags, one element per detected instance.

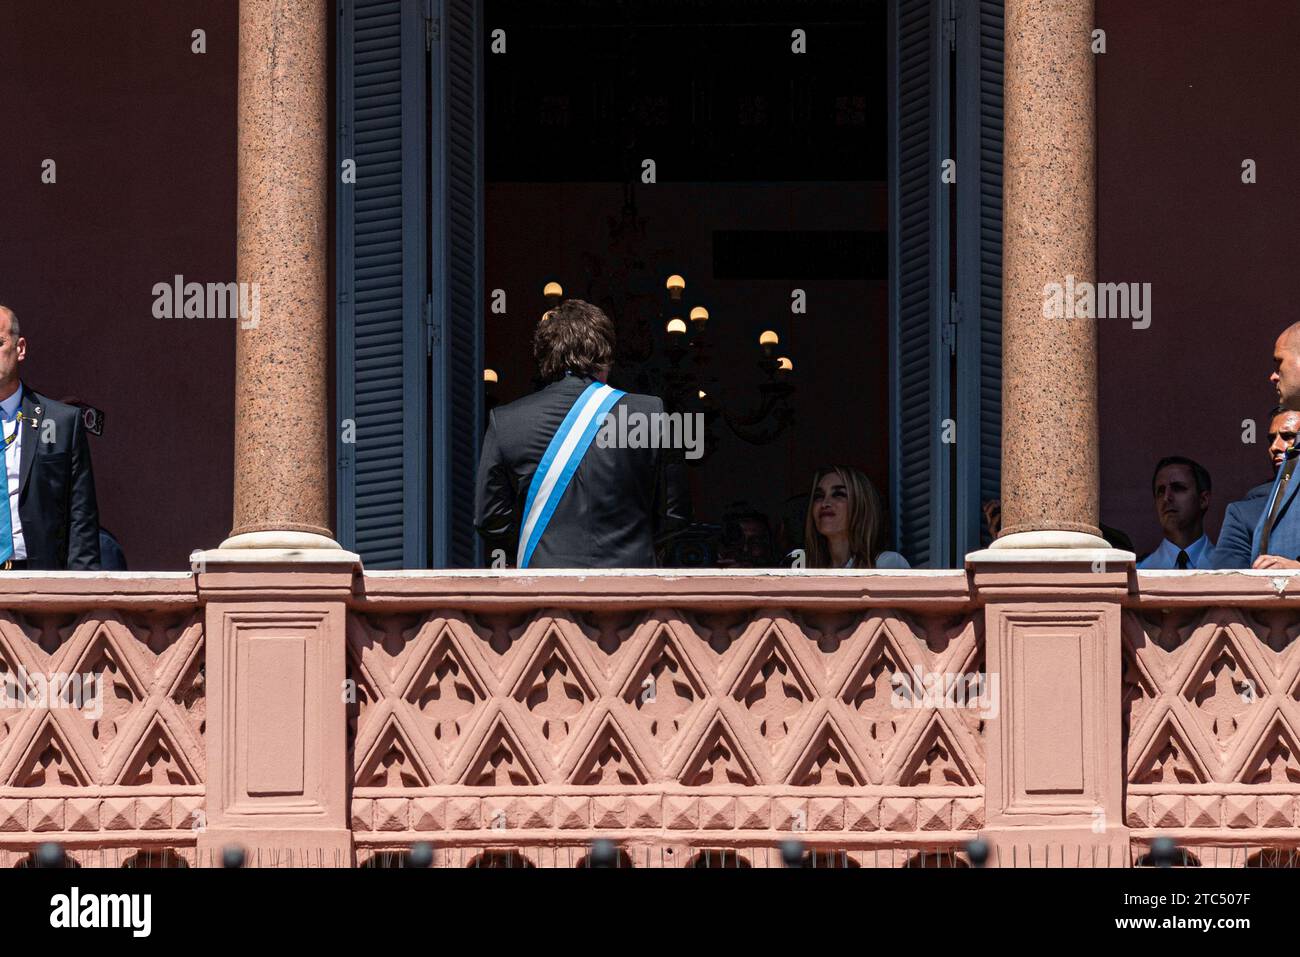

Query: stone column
<box><xmin>997</xmin><ymin>0</ymin><xmax>1103</xmax><ymax>549</ymax></box>
<box><xmin>194</xmin><ymin>0</ymin><xmax>357</xmax><ymax>865</ymax></box>
<box><xmin>224</xmin><ymin>0</ymin><xmax>336</xmax><ymax>552</ymax></box>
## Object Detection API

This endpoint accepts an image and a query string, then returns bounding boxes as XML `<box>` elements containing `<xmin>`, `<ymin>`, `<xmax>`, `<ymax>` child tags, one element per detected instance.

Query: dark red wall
<box><xmin>0</xmin><ymin>1</ymin><xmax>237</xmax><ymax>569</ymax></box>
<box><xmin>1096</xmin><ymin>0</ymin><xmax>1300</xmax><ymax>554</ymax></box>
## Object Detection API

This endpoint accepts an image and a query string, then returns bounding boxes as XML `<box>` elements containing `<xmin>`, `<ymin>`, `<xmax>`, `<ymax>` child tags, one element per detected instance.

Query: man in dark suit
<box><xmin>0</xmin><ymin>306</ymin><xmax>101</xmax><ymax>570</ymax></box>
<box><xmin>1213</xmin><ymin>406</ymin><xmax>1299</xmax><ymax>567</ymax></box>
<box><xmin>475</xmin><ymin>299</ymin><xmax>689</xmax><ymax>568</ymax></box>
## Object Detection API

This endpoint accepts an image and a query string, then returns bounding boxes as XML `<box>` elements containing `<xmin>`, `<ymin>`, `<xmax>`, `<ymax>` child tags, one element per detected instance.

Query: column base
<box><xmin>966</xmin><ymin>530</ymin><xmax>1134</xmax><ymax>567</ymax></box>
<box><xmin>993</xmin><ymin>529</ymin><xmax>1110</xmax><ymax>550</ymax></box>
<box><xmin>219</xmin><ymin>530</ymin><xmax>344</xmax><ymax>551</ymax></box>
<box><xmin>194</xmin><ymin>531</ymin><xmax>360</xmax><ymax>569</ymax></box>
<box><xmin>197</xmin><ymin>828</ymin><xmax>354</xmax><ymax>868</ymax></box>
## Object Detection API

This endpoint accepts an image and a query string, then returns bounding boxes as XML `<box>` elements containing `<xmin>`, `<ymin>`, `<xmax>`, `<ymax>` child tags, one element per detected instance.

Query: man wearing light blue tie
<box><xmin>0</xmin><ymin>306</ymin><xmax>101</xmax><ymax>570</ymax></box>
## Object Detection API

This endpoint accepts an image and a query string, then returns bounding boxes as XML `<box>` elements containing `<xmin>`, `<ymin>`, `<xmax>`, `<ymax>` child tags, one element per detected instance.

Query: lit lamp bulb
<box><xmin>483</xmin><ymin>368</ymin><xmax>498</xmax><ymax>384</ymax></box>
<box><xmin>543</xmin><ymin>281</ymin><xmax>563</xmax><ymax>306</ymax></box>
<box><xmin>777</xmin><ymin>357</ymin><xmax>793</xmax><ymax>375</ymax></box>
<box><xmin>759</xmin><ymin>329</ymin><xmax>780</xmax><ymax>357</ymax></box>
<box><xmin>698</xmin><ymin>389</ymin><xmax>707</xmax><ymax>399</ymax></box>
<box><xmin>666</xmin><ymin>274</ymin><xmax>686</xmax><ymax>302</ymax></box>
<box><xmin>666</xmin><ymin>317</ymin><xmax>688</xmax><ymax>338</ymax></box>
<box><xmin>689</xmin><ymin>306</ymin><xmax>709</xmax><ymax>326</ymax></box>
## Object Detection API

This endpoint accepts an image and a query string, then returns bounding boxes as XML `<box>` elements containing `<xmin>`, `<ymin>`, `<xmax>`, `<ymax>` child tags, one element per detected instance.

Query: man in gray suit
<box><xmin>1213</xmin><ymin>406</ymin><xmax>1300</xmax><ymax>567</ymax></box>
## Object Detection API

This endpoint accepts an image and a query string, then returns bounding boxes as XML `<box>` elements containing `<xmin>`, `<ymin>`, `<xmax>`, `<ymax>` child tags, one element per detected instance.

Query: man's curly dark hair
<box><xmin>533</xmin><ymin>299</ymin><xmax>616</xmax><ymax>382</ymax></box>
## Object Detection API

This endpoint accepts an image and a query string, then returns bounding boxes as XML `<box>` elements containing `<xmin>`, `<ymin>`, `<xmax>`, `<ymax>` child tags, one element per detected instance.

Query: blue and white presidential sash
<box><xmin>517</xmin><ymin>381</ymin><xmax>625</xmax><ymax>569</ymax></box>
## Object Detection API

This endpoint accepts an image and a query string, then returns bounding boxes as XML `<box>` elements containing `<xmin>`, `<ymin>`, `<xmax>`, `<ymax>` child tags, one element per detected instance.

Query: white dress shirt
<box><xmin>1137</xmin><ymin>533</ymin><xmax>1213</xmax><ymax>570</ymax></box>
<box><xmin>0</xmin><ymin>385</ymin><xmax>24</xmax><ymax>560</ymax></box>
<box><xmin>842</xmin><ymin>551</ymin><xmax>912</xmax><ymax>569</ymax></box>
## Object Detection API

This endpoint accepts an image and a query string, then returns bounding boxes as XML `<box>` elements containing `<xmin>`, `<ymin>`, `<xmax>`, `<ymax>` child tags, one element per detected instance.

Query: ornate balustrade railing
<box><xmin>1124</xmin><ymin>574</ymin><xmax>1300</xmax><ymax>865</ymax></box>
<box><xmin>0</xmin><ymin>568</ymin><xmax>1296</xmax><ymax>866</ymax></box>
<box><xmin>0</xmin><ymin>575</ymin><xmax>203</xmax><ymax>867</ymax></box>
<box><xmin>346</xmin><ymin>571</ymin><xmax>983</xmax><ymax>867</ymax></box>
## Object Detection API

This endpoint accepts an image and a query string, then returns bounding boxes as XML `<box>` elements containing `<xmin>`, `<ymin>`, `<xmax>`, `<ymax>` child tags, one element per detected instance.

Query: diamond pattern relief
<box><xmin>116</xmin><ymin>715</ymin><xmax>199</xmax><ymax>787</ymax></box>
<box><xmin>347</xmin><ymin>605</ymin><xmax>986</xmax><ymax>807</ymax></box>
<box><xmin>356</xmin><ymin>717</ymin><xmax>432</xmax><ymax>788</ymax></box>
<box><xmin>620</xmin><ymin>624</ymin><xmax>705</xmax><ymax>761</ymax></box>
<box><xmin>0</xmin><ymin>610</ymin><xmax>204</xmax><ymax>789</ymax></box>
<box><xmin>679</xmin><ymin>713</ymin><xmax>759</xmax><ymax>787</ymax></box>
<box><xmin>1239</xmin><ymin>714</ymin><xmax>1300</xmax><ymax>785</ymax></box>
<box><xmin>71</xmin><ymin>623</ymin><xmax>146</xmax><ymax>761</ymax></box>
<box><xmin>840</xmin><ymin>631</ymin><xmax>920</xmax><ymax>769</ymax></box>
<box><xmin>1125</xmin><ymin>607</ymin><xmax>1300</xmax><ymax>785</ymax></box>
<box><xmin>462</xmin><ymin>713</ymin><xmax>543</xmax><ymax>787</ymax></box>
<box><xmin>789</xmin><ymin>715</ymin><xmax>868</xmax><ymax>787</ymax></box>
<box><xmin>23</xmin><ymin>592</ymin><xmax>1300</xmax><ymax>850</ymax></box>
<box><xmin>511</xmin><ymin>622</ymin><xmax>598</xmax><ymax>756</ymax></box>
<box><xmin>570</xmin><ymin>713</ymin><xmax>649</xmax><ymax>786</ymax></box>
<box><xmin>731</xmin><ymin>626</ymin><xmax>815</xmax><ymax>762</ymax></box>
<box><xmin>1131</xmin><ymin>712</ymin><xmax>1209</xmax><ymax>785</ymax></box>
<box><xmin>1180</xmin><ymin>629</ymin><xmax>1264</xmax><ymax>766</ymax></box>
<box><xmin>404</xmin><ymin>628</ymin><xmax>488</xmax><ymax>761</ymax></box>
<box><xmin>349</xmin><ymin>614</ymin><xmax>501</xmax><ymax>786</ymax></box>
<box><xmin>895</xmin><ymin>714</ymin><xmax>979</xmax><ymax>788</ymax></box>
<box><xmin>345</xmin><ymin>605</ymin><xmax>982</xmax><ymax>837</ymax></box>
<box><xmin>12</xmin><ymin>716</ymin><xmax>92</xmax><ymax>787</ymax></box>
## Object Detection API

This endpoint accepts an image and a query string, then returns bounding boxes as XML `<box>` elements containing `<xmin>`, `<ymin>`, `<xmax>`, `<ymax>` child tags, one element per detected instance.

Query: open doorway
<box><xmin>483</xmin><ymin>0</ymin><xmax>889</xmax><ymax>568</ymax></box>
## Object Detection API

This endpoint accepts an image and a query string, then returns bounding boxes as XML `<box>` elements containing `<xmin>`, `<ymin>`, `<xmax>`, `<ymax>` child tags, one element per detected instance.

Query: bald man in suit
<box><xmin>0</xmin><ymin>305</ymin><xmax>101</xmax><ymax>570</ymax></box>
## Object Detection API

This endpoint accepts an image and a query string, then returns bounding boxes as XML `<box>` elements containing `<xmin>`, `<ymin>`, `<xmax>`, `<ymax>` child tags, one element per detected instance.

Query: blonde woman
<box><xmin>803</xmin><ymin>466</ymin><xmax>909</xmax><ymax>569</ymax></box>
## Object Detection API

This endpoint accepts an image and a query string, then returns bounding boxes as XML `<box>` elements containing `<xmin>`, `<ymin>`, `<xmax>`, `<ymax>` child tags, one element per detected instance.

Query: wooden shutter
<box><xmin>336</xmin><ymin>0</ymin><xmax>430</xmax><ymax>568</ymax></box>
<box><xmin>955</xmin><ymin>0</ymin><xmax>1003</xmax><ymax>556</ymax></box>
<box><xmin>889</xmin><ymin>0</ymin><xmax>952</xmax><ymax>568</ymax></box>
<box><xmin>429</xmin><ymin>0</ymin><xmax>485</xmax><ymax>568</ymax></box>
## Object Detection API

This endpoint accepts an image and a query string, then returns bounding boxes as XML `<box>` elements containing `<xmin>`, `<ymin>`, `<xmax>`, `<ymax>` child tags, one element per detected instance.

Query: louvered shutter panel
<box><xmin>889</xmin><ymin>0</ymin><xmax>951</xmax><ymax>568</ymax></box>
<box><xmin>429</xmin><ymin>0</ymin><xmax>484</xmax><ymax>568</ymax></box>
<box><xmin>955</xmin><ymin>0</ymin><xmax>1003</xmax><ymax>556</ymax></box>
<box><xmin>337</xmin><ymin>0</ymin><xmax>429</xmax><ymax>568</ymax></box>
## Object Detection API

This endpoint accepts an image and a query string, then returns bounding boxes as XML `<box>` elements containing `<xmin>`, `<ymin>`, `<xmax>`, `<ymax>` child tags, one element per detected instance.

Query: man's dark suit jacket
<box><xmin>1211</xmin><ymin>480</ymin><xmax>1272</xmax><ymax>569</ymax></box>
<box><xmin>16</xmin><ymin>387</ymin><xmax>101</xmax><ymax>570</ymax></box>
<box><xmin>475</xmin><ymin>374</ymin><xmax>689</xmax><ymax>568</ymax></box>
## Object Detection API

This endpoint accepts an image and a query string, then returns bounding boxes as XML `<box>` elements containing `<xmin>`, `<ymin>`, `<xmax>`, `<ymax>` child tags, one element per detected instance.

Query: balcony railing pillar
<box><xmin>193</xmin><ymin>552</ymin><xmax>357</xmax><ymax>865</ymax></box>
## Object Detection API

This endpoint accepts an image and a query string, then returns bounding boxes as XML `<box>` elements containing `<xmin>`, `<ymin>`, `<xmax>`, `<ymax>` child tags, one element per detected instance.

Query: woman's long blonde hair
<box><xmin>804</xmin><ymin>465</ymin><xmax>884</xmax><ymax>569</ymax></box>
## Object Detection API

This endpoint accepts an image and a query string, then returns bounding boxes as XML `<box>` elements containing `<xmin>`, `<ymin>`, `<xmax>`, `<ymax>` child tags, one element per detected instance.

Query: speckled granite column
<box><xmin>997</xmin><ymin>0</ymin><xmax>1103</xmax><ymax>545</ymax></box>
<box><xmin>226</xmin><ymin>0</ymin><xmax>334</xmax><ymax>547</ymax></box>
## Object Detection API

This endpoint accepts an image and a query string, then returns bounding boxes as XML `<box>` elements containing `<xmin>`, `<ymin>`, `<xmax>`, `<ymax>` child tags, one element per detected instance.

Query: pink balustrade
<box><xmin>0</xmin><ymin>568</ymin><xmax>1295</xmax><ymax>866</ymax></box>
